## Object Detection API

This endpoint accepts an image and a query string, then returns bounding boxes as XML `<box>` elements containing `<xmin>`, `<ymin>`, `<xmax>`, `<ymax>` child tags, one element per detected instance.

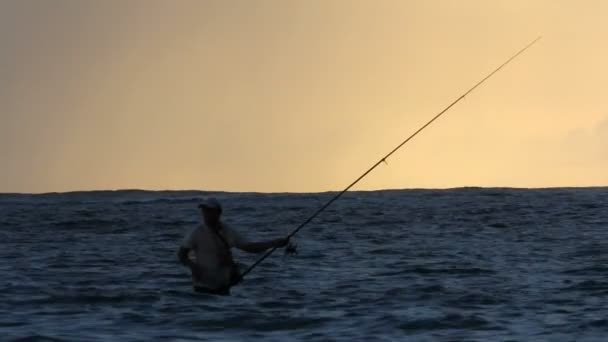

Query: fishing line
<box><xmin>238</xmin><ymin>37</ymin><xmax>542</xmax><ymax>282</ymax></box>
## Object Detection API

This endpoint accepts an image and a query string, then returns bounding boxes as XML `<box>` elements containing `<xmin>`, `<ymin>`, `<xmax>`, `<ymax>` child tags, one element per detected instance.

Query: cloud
<box><xmin>595</xmin><ymin>117</ymin><xmax>608</xmax><ymax>157</ymax></box>
<box><xmin>561</xmin><ymin>116</ymin><xmax>608</xmax><ymax>164</ymax></box>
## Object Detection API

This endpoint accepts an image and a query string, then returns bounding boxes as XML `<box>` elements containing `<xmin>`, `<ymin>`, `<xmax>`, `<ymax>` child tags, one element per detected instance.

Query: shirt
<box><xmin>181</xmin><ymin>223</ymin><xmax>248</xmax><ymax>290</ymax></box>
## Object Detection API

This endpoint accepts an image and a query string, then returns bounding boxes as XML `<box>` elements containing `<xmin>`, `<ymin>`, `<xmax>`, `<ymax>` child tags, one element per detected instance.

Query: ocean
<box><xmin>1</xmin><ymin>188</ymin><xmax>607</xmax><ymax>341</ymax></box>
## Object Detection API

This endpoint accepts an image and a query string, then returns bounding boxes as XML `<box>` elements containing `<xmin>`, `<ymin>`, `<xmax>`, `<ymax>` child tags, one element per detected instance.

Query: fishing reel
<box><xmin>284</xmin><ymin>239</ymin><xmax>297</xmax><ymax>255</ymax></box>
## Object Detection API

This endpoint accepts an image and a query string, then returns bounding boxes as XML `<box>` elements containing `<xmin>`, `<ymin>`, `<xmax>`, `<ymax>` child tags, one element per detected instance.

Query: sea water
<box><xmin>1</xmin><ymin>188</ymin><xmax>607</xmax><ymax>341</ymax></box>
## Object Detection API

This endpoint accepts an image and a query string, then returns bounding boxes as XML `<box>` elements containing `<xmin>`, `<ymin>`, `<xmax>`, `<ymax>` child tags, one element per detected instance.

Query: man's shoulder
<box><xmin>220</xmin><ymin>222</ymin><xmax>239</xmax><ymax>234</ymax></box>
<box><xmin>220</xmin><ymin>222</ymin><xmax>247</xmax><ymax>246</ymax></box>
<box><xmin>194</xmin><ymin>224</ymin><xmax>210</xmax><ymax>234</ymax></box>
<box><xmin>187</xmin><ymin>224</ymin><xmax>207</xmax><ymax>237</ymax></box>
<box><xmin>182</xmin><ymin>224</ymin><xmax>205</xmax><ymax>247</ymax></box>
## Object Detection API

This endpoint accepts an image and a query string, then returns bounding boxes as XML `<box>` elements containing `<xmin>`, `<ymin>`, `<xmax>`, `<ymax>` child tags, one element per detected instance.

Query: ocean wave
<box><xmin>1</xmin><ymin>187</ymin><xmax>607</xmax><ymax>341</ymax></box>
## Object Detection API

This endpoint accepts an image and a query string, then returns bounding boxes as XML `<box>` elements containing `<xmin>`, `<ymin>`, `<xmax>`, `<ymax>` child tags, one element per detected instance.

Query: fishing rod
<box><xmin>238</xmin><ymin>36</ymin><xmax>542</xmax><ymax>282</ymax></box>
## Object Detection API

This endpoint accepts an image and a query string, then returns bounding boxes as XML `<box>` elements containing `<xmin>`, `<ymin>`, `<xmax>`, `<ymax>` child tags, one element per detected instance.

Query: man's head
<box><xmin>198</xmin><ymin>198</ymin><xmax>222</xmax><ymax>227</ymax></box>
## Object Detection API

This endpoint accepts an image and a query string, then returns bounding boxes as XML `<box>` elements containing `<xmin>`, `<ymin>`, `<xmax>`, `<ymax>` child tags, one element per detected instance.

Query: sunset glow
<box><xmin>2</xmin><ymin>0</ymin><xmax>607</xmax><ymax>193</ymax></box>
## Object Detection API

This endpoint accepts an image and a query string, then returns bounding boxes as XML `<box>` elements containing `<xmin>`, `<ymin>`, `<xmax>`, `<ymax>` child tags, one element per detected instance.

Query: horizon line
<box><xmin>2</xmin><ymin>185</ymin><xmax>607</xmax><ymax>196</ymax></box>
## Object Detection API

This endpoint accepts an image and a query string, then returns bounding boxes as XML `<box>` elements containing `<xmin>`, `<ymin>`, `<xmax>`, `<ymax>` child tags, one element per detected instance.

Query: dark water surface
<box><xmin>1</xmin><ymin>188</ymin><xmax>607</xmax><ymax>341</ymax></box>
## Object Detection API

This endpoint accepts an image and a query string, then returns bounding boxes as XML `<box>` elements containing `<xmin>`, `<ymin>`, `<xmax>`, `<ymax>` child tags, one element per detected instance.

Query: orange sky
<box><xmin>1</xmin><ymin>0</ymin><xmax>607</xmax><ymax>193</ymax></box>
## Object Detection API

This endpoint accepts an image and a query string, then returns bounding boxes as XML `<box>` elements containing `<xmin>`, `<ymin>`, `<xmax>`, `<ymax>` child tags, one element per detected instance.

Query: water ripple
<box><xmin>0</xmin><ymin>188</ymin><xmax>607</xmax><ymax>341</ymax></box>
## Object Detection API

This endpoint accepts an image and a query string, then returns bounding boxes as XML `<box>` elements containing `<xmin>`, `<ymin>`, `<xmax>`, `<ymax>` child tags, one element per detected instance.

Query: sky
<box><xmin>1</xmin><ymin>0</ymin><xmax>607</xmax><ymax>193</ymax></box>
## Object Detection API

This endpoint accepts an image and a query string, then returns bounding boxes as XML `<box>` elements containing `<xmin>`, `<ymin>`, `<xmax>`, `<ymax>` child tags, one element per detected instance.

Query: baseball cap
<box><xmin>198</xmin><ymin>197</ymin><xmax>222</xmax><ymax>211</ymax></box>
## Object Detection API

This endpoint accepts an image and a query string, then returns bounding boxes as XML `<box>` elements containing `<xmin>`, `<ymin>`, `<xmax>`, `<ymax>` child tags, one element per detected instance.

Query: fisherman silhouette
<box><xmin>177</xmin><ymin>198</ymin><xmax>292</xmax><ymax>295</ymax></box>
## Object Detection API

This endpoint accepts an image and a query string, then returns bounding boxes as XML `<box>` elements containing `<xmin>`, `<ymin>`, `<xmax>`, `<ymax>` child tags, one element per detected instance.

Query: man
<box><xmin>178</xmin><ymin>198</ymin><xmax>289</xmax><ymax>295</ymax></box>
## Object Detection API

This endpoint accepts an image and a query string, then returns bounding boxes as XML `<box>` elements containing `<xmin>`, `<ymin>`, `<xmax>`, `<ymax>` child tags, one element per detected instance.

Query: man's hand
<box><xmin>274</xmin><ymin>237</ymin><xmax>289</xmax><ymax>248</ymax></box>
<box><xmin>178</xmin><ymin>247</ymin><xmax>193</xmax><ymax>266</ymax></box>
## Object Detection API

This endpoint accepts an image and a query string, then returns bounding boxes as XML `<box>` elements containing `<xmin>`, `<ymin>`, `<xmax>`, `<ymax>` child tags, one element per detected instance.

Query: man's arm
<box><xmin>179</xmin><ymin>228</ymin><xmax>198</xmax><ymax>267</ymax></box>
<box><xmin>177</xmin><ymin>246</ymin><xmax>194</xmax><ymax>266</ymax></box>
<box><xmin>237</xmin><ymin>238</ymin><xmax>288</xmax><ymax>254</ymax></box>
<box><xmin>223</xmin><ymin>225</ymin><xmax>288</xmax><ymax>254</ymax></box>
<box><xmin>178</xmin><ymin>246</ymin><xmax>205</xmax><ymax>281</ymax></box>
